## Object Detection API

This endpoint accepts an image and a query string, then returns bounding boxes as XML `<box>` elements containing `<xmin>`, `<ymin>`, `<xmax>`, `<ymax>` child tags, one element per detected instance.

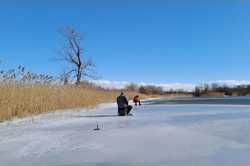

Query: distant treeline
<box><xmin>125</xmin><ymin>83</ymin><xmax>191</xmax><ymax>95</ymax></box>
<box><xmin>125</xmin><ymin>82</ymin><xmax>250</xmax><ymax>96</ymax></box>
<box><xmin>193</xmin><ymin>83</ymin><xmax>250</xmax><ymax>97</ymax></box>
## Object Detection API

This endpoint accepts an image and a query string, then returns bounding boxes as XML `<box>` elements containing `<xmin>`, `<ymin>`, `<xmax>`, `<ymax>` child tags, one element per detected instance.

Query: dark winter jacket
<box><xmin>117</xmin><ymin>95</ymin><xmax>129</xmax><ymax>109</ymax></box>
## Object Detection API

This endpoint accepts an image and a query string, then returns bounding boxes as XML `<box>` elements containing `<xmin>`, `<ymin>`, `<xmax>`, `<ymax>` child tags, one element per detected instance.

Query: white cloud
<box><xmin>89</xmin><ymin>80</ymin><xmax>130</xmax><ymax>90</ymax></box>
<box><xmin>150</xmin><ymin>83</ymin><xmax>195</xmax><ymax>92</ymax></box>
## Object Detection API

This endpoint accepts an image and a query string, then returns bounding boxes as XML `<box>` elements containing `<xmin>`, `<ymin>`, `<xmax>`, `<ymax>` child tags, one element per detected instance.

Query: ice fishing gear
<box><xmin>93</xmin><ymin>121</ymin><xmax>100</xmax><ymax>131</ymax></box>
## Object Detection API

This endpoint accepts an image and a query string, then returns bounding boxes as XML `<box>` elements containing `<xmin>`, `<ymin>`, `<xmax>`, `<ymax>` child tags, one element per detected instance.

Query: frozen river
<box><xmin>1</xmin><ymin>97</ymin><xmax>250</xmax><ymax>166</ymax></box>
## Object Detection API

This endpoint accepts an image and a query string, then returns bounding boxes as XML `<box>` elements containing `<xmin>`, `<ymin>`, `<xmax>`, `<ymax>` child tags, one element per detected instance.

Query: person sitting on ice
<box><xmin>116</xmin><ymin>92</ymin><xmax>133</xmax><ymax>116</ymax></box>
<box><xmin>133</xmin><ymin>95</ymin><xmax>141</xmax><ymax>106</ymax></box>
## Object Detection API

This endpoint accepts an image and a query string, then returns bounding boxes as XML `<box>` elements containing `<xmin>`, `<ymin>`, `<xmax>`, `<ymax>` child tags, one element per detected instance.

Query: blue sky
<box><xmin>1</xmin><ymin>0</ymin><xmax>250</xmax><ymax>84</ymax></box>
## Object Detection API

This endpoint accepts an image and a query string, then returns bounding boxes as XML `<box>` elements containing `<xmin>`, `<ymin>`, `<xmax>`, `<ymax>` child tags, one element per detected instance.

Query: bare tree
<box><xmin>58</xmin><ymin>27</ymin><xmax>95</xmax><ymax>85</ymax></box>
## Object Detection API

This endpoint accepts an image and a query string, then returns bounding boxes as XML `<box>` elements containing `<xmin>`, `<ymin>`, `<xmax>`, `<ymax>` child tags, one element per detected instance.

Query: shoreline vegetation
<box><xmin>0</xmin><ymin>81</ymin><xmax>192</xmax><ymax>122</ymax></box>
<box><xmin>1</xmin><ymin>68</ymin><xmax>250</xmax><ymax>122</ymax></box>
<box><xmin>0</xmin><ymin>66</ymin><xmax>180</xmax><ymax>122</ymax></box>
<box><xmin>0</xmin><ymin>83</ymin><xmax>148</xmax><ymax>121</ymax></box>
<box><xmin>0</xmin><ymin>82</ymin><xmax>190</xmax><ymax>122</ymax></box>
<box><xmin>0</xmin><ymin>66</ymin><xmax>250</xmax><ymax>122</ymax></box>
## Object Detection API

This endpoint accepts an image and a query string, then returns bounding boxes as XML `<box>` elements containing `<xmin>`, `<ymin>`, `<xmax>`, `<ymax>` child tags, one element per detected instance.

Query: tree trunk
<box><xmin>76</xmin><ymin>67</ymin><xmax>81</xmax><ymax>85</ymax></box>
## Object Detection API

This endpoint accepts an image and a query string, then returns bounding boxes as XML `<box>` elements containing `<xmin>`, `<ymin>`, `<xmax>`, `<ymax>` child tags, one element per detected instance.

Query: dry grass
<box><xmin>0</xmin><ymin>84</ymin><xmax>148</xmax><ymax>121</ymax></box>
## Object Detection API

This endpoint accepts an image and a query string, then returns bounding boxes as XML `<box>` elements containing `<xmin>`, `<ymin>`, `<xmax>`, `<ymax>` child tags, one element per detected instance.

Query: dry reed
<box><xmin>0</xmin><ymin>84</ymin><xmax>146</xmax><ymax>121</ymax></box>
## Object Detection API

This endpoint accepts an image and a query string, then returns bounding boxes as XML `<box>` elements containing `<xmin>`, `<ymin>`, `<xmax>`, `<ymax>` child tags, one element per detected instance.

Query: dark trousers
<box><xmin>134</xmin><ymin>100</ymin><xmax>141</xmax><ymax>106</ymax></box>
<box><xmin>118</xmin><ymin>105</ymin><xmax>133</xmax><ymax>116</ymax></box>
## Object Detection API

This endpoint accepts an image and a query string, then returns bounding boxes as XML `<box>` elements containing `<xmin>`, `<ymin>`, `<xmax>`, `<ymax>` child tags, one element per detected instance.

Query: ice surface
<box><xmin>1</xmin><ymin>100</ymin><xmax>250</xmax><ymax>166</ymax></box>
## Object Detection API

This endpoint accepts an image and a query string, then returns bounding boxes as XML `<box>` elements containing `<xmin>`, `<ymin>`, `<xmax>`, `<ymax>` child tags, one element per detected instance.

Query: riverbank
<box><xmin>0</xmin><ymin>84</ymin><xmax>171</xmax><ymax>122</ymax></box>
<box><xmin>0</xmin><ymin>84</ymin><xmax>148</xmax><ymax>121</ymax></box>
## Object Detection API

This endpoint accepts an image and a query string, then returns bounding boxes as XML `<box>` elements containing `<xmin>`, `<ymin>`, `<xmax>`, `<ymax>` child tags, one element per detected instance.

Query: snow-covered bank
<box><xmin>1</xmin><ymin>100</ymin><xmax>250</xmax><ymax>166</ymax></box>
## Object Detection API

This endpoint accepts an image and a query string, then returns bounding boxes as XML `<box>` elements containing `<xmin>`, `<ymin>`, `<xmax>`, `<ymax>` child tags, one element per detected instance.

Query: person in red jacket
<box><xmin>133</xmin><ymin>95</ymin><xmax>141</xmax><ymax>106</ymax></box>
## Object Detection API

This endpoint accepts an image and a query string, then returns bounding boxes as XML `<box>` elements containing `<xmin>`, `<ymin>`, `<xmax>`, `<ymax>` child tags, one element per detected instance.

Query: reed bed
<box><xmin>0</xmin><ymin>84</ymin><xmax>146</xmax><ymax>121</ymax></box>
